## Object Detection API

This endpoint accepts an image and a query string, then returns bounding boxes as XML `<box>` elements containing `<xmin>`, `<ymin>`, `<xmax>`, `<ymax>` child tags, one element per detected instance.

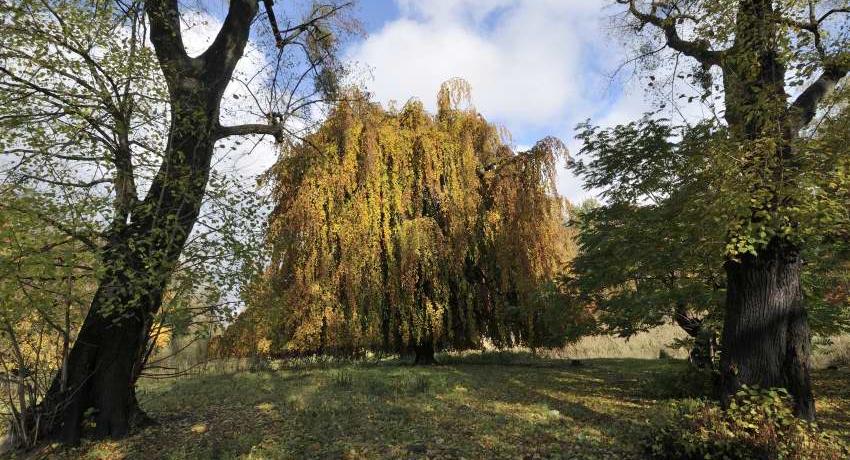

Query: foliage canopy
<box><xmin>228</xmin><ymin>82</ymin><xmax>583</xmax><ymax>357</ymax></box>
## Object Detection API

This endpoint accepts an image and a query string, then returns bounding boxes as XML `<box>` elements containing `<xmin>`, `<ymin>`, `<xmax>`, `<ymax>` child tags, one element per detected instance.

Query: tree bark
<box><xmin>720</xmin><ymin>238</ymin><xmax>814</xmax><ymax>420</ymax></box>
<box><xmin>412</xmin><ymin>341</ymin><xmax>436</xmax><ymax>365</ymax></box>
<box><xmin>621</xmin><ymin>0</ymin><xmax>848</xmax><ymax>423</ymax></box>
<box><xmin>716</xmin><ymin>0</ymin><xmax>815</xmax><ymax>420</ymax></box>
<box><xmin>36</xmin><ymin>122</ymin><xmax>219</xmax><ymax>443</ymax></box>
<box><xmin>27</xmin><ymin>0</ymin><xmax>261</xmax><ymax>444</ymax></box>
<box><xmin>673</xmin><ymin>304</ymin><xmax>715</xmax><ymax>369</ymax></box>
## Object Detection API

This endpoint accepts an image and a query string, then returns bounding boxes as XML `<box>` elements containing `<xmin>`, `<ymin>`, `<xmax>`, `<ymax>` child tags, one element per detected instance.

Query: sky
<box><xmin>186</xmin><ymin>1</ymin><xmax>668</xmax><ymax>203</ymax></box>
<box><xmin>345</xmin><ymin>0</ymin><xmax>654</xmax><ymax>203</ymax></box>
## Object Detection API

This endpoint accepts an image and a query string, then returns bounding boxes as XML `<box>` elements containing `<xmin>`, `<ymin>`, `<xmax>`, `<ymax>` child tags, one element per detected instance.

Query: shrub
<box><xmin>644</xmin><ymin>386</ymin><xmax>850</xmax><ymax>460</ymax></box>
<box><xmin>645</xmin><ymin>364</ymin><xmax>716</xmax><ymax>399</ymax></box>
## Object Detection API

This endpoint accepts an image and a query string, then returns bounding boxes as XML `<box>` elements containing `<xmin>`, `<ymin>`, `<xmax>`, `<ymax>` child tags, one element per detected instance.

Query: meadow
<box><xmin>19</xmin><ymin>330</ymin><xmax>849</xmax><ymax>460</ymax></box>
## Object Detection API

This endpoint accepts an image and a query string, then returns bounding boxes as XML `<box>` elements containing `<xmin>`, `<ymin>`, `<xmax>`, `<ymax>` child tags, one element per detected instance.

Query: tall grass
<box><xmin>557</xmin><ymin>324</ymin><xmax>689</xmax><ymax>360</ymax></box>
<box><xmin>142</xmin><ymin>325</ymin><xmax>850</xmax><ymax>383</ymax></box>
<box><xmin>557</xmin><ymin>325</ymin><xmax>849</xmax><ymax>369</ymax></box>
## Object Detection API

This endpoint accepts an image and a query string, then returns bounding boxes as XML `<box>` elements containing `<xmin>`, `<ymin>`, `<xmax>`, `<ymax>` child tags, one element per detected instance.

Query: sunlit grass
<box><xmin>31</xmin><ymin>354</ymin><xmax>850</xmax><ymax>459</ymax></box>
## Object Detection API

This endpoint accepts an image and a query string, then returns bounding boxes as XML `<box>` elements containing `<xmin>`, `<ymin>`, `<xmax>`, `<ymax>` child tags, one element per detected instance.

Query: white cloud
<box><xmin>349</xmin><ymin>0</ymin><xmax>643</xmax><ymax>203</ymax></box>
<box><xmin>349</xmin><ymin>0</ymin><xmax>619</xmax><ymax>129</ymax></box>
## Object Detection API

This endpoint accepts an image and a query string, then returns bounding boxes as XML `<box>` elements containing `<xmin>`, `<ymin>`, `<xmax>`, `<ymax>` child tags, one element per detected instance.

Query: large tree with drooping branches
<box><xmin>230</xmin><ymin>81</ymin><xmax>581</xmax><ymax>364</ymax></box>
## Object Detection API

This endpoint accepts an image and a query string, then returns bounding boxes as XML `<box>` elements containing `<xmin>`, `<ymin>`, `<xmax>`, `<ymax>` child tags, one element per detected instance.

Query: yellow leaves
<box><xmin>437</xmin><ymin>78</ymin><xmax>474</xmax><ymax>115</ymax></box>
<box><xmin>189</xmin><ymin>423</ymin><xmax>208</xmax><ymax>434</ymax></box>
<box><xmin>152</xmin><ymin>322</ymin><xmax>173</xmax><ymax>351</ymax></box>
<box><xmin>236</xmin><ymin>83</ymin><xmax>572</xmax><ymax>355</ymax></box>
<box><xmin>256</xmin><ymin>338</ymin><xmax>272</xmax><ymax>356</ymax></box>
<box><xmin>255</xmin><ymin>402</ymin><xmax>276</xmax><ymax>412</ymax></box>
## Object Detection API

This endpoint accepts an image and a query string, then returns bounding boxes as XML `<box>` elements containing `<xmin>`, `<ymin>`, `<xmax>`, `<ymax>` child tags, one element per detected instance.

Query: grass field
<box><xmin>22</xmin><ymin>353</ymin><xmax>850</xmax><ymax>460</ymax></box>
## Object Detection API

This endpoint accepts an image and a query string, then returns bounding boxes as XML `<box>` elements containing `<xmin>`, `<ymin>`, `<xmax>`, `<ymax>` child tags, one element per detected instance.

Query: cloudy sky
<box><xmin>347</xmin><ymin>0</ymin><xmax>652</xmax><ymax>202</ymax></box>
<box><xmin>188</xmin><ymin>1</ymin><xmax>676</xmax><ymax>203</ymax></box>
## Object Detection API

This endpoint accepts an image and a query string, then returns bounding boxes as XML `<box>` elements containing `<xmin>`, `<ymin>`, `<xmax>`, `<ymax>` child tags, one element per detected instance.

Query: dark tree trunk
<box><xmin>413</xmin><ymin>341</ymin><xmax>436</xmax><ymax>365</ymax></box>
<box><xmin>720</xmin><ymin>238</ymin><xmax>814</xmax><ymax>420</ymax></box>
<box><xmin>714</xmin><ymin>0</ymin><xmax>815</xmax><ymax>421</ymax></box>
<box><xmin>27</xmin><ymin>1</ymin><xmax>261</xmax><ymax>444</ymax></box>
<box><xmin>36</xmin><ymin>124</ymin><xmax>217</xmax><ymax>443</ymax></box>
<box><xmin>673</xmin><ymin>305</ymin><xmax>715</xmax><ymax>370</ymax></box>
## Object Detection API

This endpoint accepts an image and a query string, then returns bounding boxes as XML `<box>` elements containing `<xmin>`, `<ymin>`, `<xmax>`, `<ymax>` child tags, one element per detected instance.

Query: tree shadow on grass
<box><xmin>810</xmin><ymin>368</ymin><xmax>850</xmax><ymax>440</ymax></box>
<box><xmin>49</xmin><ymin>358</ymin><xmax>688</xmax><ymax>459</ymax></box>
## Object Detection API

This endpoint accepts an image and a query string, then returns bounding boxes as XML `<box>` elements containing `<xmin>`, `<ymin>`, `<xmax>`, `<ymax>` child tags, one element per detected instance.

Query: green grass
<box><xmin>22</xmin><ymin>356</ymin><xmax>850</xmax><ymax>460</ymax></box>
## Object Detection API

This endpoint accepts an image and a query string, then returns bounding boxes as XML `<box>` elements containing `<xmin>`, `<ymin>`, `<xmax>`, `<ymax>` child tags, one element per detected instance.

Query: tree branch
<box><xmin>789</xmin><ymin>64</ymin><xmax>850</xmax><ymax>132</ymax></box>
<box><xmin>477</xmin><ymin>137</ymin><xmax>566</xmax><ymax>178</ymax></box>
<box><xmin>216</xmin><ymin>122</ymin><xmax>284</xmax><ymax>142</ymax></box>
<box><xmin>618</xmin><ymin>0</ymin><xmax>724</xmax><ymax>67</ymax></box>
<box><xmin>818</xmin><ymin>7</ymin><xmax>850</xmax><ymax>24</ymax></box>
<box><xmin>3</xmin><ymin>204</ymin><xmax>100</xmax><ymax>251</ymax></box>
<box><xmin>200</xmin><ymin>0</ymin><xmax>260</xmax><ymax>74</ymax></box>
<box><xmin>263</xmin><ymin>0</ymin><xmax>285</xmax><ymax>48</ymax></box>
<box><xmin>274</xmin><ymin>3</ymin><xmax>352</xmax><ymax>49</ymax></box>
<box><xmin>145</xmin><ymin>0</ymin><xmax>192</xmax><ymax>83</ymax></box>
<box><xmin>20</xmin><ymin>174</ymin><xmax>112</xmax><ymax>189</ymax></box>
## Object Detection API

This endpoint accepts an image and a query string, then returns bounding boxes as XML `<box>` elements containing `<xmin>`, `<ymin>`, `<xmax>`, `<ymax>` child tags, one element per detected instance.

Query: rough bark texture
<box><xmin>716</xmin><ymin>0</ymin><xmax>816</xmax><ymax>419</ymax></box>
<box><xmin>673</xmin><ymin>305</ymin><xmax>715</xmax><ymax>369</ymax></box>
<box><xmin>622</xmin><ymin>0</ymin><xmax>848</xmax><ymax>419</ymax></box>
<box><xmin>28</xmin><ymin>0</ymin><xmax>261</xmax><ymax>444</ymax></box>
<box><xmin>721</xmin><ymin>238</ymin><xmax>814</xmax><ymax>420</ymax></box>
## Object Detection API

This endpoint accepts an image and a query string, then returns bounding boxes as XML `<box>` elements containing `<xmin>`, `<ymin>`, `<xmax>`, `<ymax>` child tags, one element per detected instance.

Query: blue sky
<box><xmin>189</xmin><ymin>1</ymin><xmax>661</xmax><ymax>202</ymax></box>
<box><xmin>342</xmin><ymin>0</ymin><xmax>653</xmax><ymax>202</ymax></box>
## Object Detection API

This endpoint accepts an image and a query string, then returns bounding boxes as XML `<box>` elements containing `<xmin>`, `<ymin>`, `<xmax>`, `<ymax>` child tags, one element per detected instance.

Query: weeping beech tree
<box><xmin>617</xmin><ymin>0</ymin><xmax>850</xmax><ymax>419</ymax></box>
<box><xmin>237</xmin><ymin>81</ymin><xmax>580</xmax><ymax>363</ymax></box>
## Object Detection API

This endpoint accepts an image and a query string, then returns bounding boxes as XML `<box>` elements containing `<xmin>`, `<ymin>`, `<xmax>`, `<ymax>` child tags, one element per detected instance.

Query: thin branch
<box><xmin>215</xmin><ymin>122</ymin><xmax>284</xmax><ymax>142</ymax></box>
<box><xmin>788</xmin><ymin>65</ymin><xmax>850</xmax><ymax>132</ymax></box>
<box><xmin>618</xmin><ymin>0</ymin><xmax>725</xmax><ymax>67</ymax></box>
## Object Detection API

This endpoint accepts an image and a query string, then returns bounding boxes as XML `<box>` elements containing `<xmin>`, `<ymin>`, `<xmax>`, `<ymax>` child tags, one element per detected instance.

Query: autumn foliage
<box><xmin>221</xmin><ymin>81</ymin><xmax>585</xmax><ymax>358</ymax></box>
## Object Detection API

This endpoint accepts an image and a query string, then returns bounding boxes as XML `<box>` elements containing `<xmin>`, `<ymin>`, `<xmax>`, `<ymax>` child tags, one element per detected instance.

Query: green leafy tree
<box><xmin>571</xmin><ymin>120</ymin><xmax>724</xmax><ymax>351</ymax></box>
<box><xmin>572</xmin><ymin>117</ymin><xmax>850</xmax><ymax>369</ymax></box>
<box><xmin>0</xmin><ymin>0</ymin><xmax>351</xmax><ymax>443</ymax></box>
<box><xmin>0</xmin><ymin>190</ymin><xmax>96</xmax><ymax>447</ymax></box>
<box><xmin>611</xmin><ymin>0</ymin><xmax>850</xmax><ymax>418</ymax></box>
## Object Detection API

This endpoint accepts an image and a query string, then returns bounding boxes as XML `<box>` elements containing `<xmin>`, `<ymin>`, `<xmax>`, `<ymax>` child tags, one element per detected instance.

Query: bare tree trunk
<box><xmin>720</xmin><ymin>238</ymin><xmax>814</xmax><ymax>420</ymax></box>
<box><xmin>412</xmin><ymin>340</ymin><xmax>436</xmax><ymax>365</ymax></box>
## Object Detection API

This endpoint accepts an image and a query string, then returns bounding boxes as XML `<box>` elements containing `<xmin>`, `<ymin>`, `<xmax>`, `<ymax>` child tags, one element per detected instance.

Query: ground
<box><xmin>17</xmin><ymin>354</ymin><xmax>850</xmax><ymax>459</ymax></box>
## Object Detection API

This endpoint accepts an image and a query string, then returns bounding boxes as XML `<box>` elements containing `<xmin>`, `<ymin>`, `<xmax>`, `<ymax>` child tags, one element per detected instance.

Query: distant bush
<box><xmin>644</xmin><ymin>386</ymin><xmax>850</xmax><ymax>460</ymax></box>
